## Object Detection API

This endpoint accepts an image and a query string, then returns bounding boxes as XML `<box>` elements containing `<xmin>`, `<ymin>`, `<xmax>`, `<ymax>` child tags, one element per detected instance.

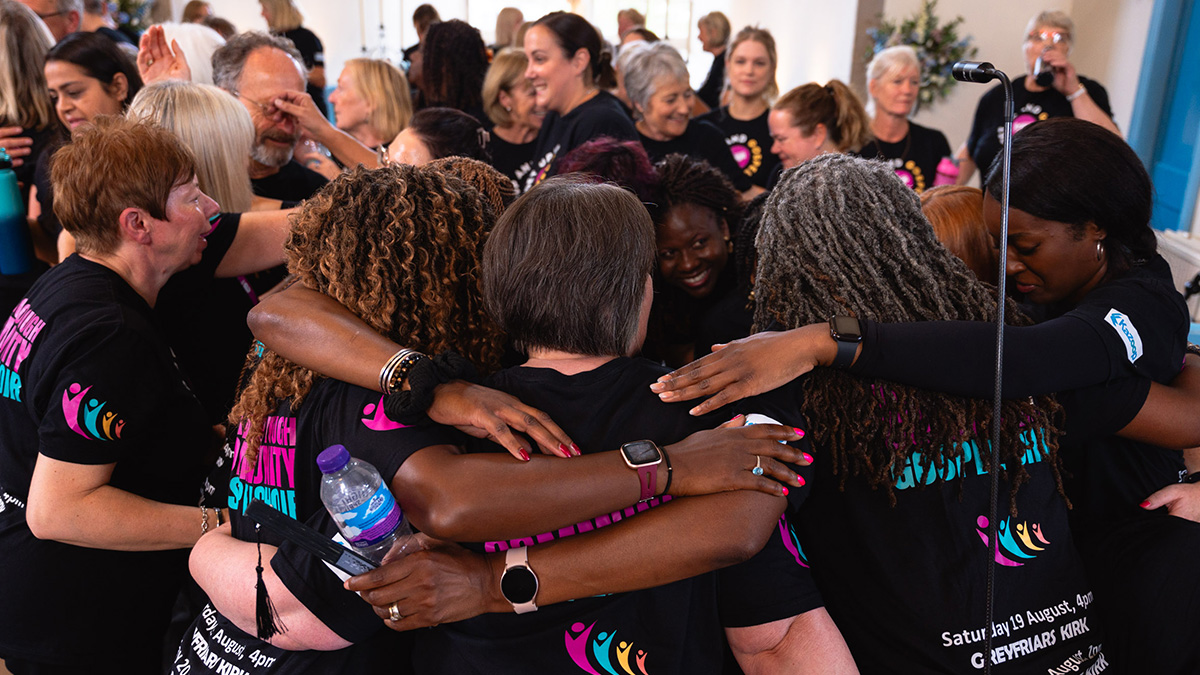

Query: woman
<box><xmin>0</xmin><ymin>117</ymin><xmax>218</xmax><ymax>674</ymax></box>
<box><xmin>482</xmin><ymin>48</ymin><xmax>542</xmax><ymax>192</ymax></box>
<box><xmin>958</xmin><ymin>10</ymin><xmax>1119</xmax><ymax>185</ymax></box>
<box><xmin>490</xmin><ymin>7</ymin><xmax>523</xmax><ymax>53</ymax></box>
<box><xmin>696</xmin><ymin>27</ymin><xmax>780</xmax><ymax>192</ymax></box>
<box><xmin>522</xmin><ymin>11</ymin><xmax>637</xmax><ymax>191</ymax></box>
<box><xmin>646</xmin><ymin>153</ymin><xmax>749</xmax><ymax>367</ymax></box>
<box><xmin>387</xmin><ymin>107</ymin><xmax>491</xmax><ymax>166</ymax></box>
<box><xmin>920</xmin><ymin>185</ymin><xmax>997</xmax><ymax>285</ymax></box>
<box><xmin>419</xmin><ymin>19</ymin><xmax>489</xmax><ymax>123</ymax></box>
<box><xmin>768</xmin><ymin>80</ymin><xmax>870</xmax><ymax>180</ymax></box>
<box><xmin>624</xmin><ymin>42</ymin><xmax>752</xmax><ymax>193</ymax></box>
<box><xmin>329</xmin><ymin>58</ymin><xmax>412</xmax><ymax>151</ymax></box>
<box><xmin>128</xmin><ymin>80</ymin><xmax>293</xmax><ymax>422</ymax></box>
<box><xmin>260</xmin><ymin>0</ymin><xmax>327</xmax><ymax>117</ymax></box>
<box><xmin>694</xmin><ymin>11</ymin><xmax>730</xmax><ymax>110</ymax></box>
<box><xmin>182</xmin><ymin>0</ymin><xmax>212</xmax><ymax>23</ymax></box>
<box><xmin>31</xmin><ymin>31</ymin><xmax>143</xmax><ymax>260</ymax></box>
<box><xmin>654</xmin><ymin>118</ymin><xmax>1199</xmax><ymax>671</ymax></box>
<box><xmin>855</xmin><ymin>45</ymin><xmax>951</xmax><ymax>194</ymax></box>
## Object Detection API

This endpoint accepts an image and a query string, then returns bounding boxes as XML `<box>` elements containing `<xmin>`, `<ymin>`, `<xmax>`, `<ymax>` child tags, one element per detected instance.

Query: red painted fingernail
<box><xmin>519</xmin><ymin>449</ymin><xmax>530</xmax><ymax>461</ymax></box>
<box><xmin>559</xmin><ymin>443</ymin><xmax>569</xmax><ymax>457</ymax></box>
<box><xmin>1139</xmin><ymin>500</ymin><xmax>1151</xmax><ymax>509</ymax></box>
<box><xmin>794</xmin><ymin>428</ymin><xmax>805</xmax><ymax>437</ymax></box>
<box><xmin>731</xmin><ymin>414</ymin><xmax>744</xmax><ymax>421</ymax></box>
<box><xmin>782</xmin><ymin>486</ymin><xmax>789</xmax><ymax>496</ymax></box>
<box><xmin>797</xmin><ymin>475</ymin><xmax>805</xmax><ymax>487</ymax></box>
<box><xmin>803</xmin><ymin>453</ymin><xmax>814</xmax><ymax>464</ymax></box>
<box><xmin>571</xmin><ymin>443</ymin><xmax>582</xmax><ymax>456</ymax></box>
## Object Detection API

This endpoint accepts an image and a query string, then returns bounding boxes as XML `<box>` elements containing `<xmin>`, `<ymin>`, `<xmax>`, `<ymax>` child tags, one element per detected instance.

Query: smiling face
<box><xmin>236</xmin><ymin>46</ymin><xmax>306</xmax><ymax>169</ymax></box>
<box><xmin>153</xmin><ymin>175</ymin><xmax>220</xmax><ymax>274</ymax></box>
<box><xmin>656</xmin><ymin>202</ymin><xmax>730</xmax><ymax>298</ymax></box>
<box><xmin>523</xmin><ymin>25</ymin><xmax>586</xmax><ymax>113</ymax></box>
<box><xmin>329</xmin><ymin>69</ymin><xmax>372</xmax><ymax>135</ymax></box>
<box><xmin>869</xmin><ymin>64</ymin><xmax>920</xmax><ymax>118</ymax></box>
<box><xmin>727</xmin><ymin>39</ymin><xmax>772</xmax><ymax>100</ymax></box>
<box><xmin>769</xmin><ymin>109</ymin><xmax>825</xmax><ymax>169</ymax></box>
<box><xmin>45</xmin><ymin>60</ymin><xmax>127</xmax><ymax>135</ymax></box>
<box><xmin>983</xmin><ymin>192</ymin><xmax>1106</xmax><ymax>305</ymax></box>
<box><xmin>500</xmin><ymin>78</ymin><xmax>544</xmax><ymax>132</ymax></box>
<box><xmin>637</xmin><ymin>75</ymin><xmax>692</xmax><ymax>141</ymax></box>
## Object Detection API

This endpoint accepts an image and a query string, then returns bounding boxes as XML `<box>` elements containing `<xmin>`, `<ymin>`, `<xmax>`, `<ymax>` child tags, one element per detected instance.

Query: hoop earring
<box><xmin>1096</xmin><ymin>240</ymin><xmax>1104</xmax><ymax>261</ymax></box>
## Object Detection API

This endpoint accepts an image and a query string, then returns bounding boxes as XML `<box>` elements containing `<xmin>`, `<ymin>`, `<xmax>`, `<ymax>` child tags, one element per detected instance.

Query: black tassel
<box><xmin>254</xmin><ymin>523</ymin><xmax>285</xmax><ymax>639</ymax></box>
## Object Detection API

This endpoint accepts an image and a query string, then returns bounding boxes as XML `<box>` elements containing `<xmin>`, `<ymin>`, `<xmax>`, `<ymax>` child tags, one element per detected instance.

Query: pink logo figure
<box><xmin>566</xmin><ymin>621</ymin><xmax>651</xmax><ymax>675</ymax></box>
<box><xmin>62</xmin><ymin>383</ymin><xmax>124</xmax><ymax>441</ymax></box>
<box><xmin>361</xmin><ymin>396</ymin><xmax>407</xmax><ymax>431</ymax></box>
<box><xmin>976</xmin><ymin>515</ymin><xmax>1050</xmax><ymax>567</ymax></box>
<box><xmin>731</xmin><ymin>144</ymin><xmax>751</xmax><ymax>168</ymax></box>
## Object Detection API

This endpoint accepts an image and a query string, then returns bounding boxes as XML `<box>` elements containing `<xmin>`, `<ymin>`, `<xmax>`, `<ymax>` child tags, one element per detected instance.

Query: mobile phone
<box><xmin>246</xmin><ymin>499</ymin><xmax>378</xmax><ymax>575</ymax></box>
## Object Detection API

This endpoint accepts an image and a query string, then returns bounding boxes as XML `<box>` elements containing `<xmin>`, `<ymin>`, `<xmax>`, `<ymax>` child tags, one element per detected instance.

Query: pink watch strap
<box><xmin>636</xmin><ymin>464</ymin><xmax>658</xmax><ymax>501</ymax></box>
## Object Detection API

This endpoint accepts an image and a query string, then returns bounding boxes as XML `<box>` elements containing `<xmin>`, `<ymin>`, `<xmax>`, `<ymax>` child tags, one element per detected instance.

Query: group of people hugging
<box><xmin>0</xmin><ymin>2</ymin><xmax>1198</xmax><ymax>674</ymax></box>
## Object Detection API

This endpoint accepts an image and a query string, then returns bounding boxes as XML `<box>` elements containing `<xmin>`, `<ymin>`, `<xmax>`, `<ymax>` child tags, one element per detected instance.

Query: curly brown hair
<box><xmin>757</xmin><ymin>154</ymin><xmax>1064</xmax><ymax>511</ymax></box>
<box><xmin>230</xmin><ymin>164</ymin><xmax>505</xmax><ymax>471</ymax></box>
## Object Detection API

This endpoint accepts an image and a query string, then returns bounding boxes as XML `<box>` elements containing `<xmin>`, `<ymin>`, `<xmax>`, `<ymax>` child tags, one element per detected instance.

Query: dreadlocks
<box><xmin>230</xmin><ymin>164</ymin><xmax>505</xmax><ymax>471</ymax></box>
<box><xmin>755</xmin><ymin>154</ymin><xmax>1063</xmax><ymax>510</ymax></box>
<box><xmin>651</xmin><ymin>153</ymin><xmax>743</xmax><ymax>233</ymax></box>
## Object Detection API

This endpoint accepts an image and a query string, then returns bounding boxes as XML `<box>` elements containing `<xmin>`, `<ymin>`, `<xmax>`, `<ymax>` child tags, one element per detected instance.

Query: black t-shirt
<box><xmin>172</xmin><ymin>376</ymin><xmax>453</xmax><ymax>674</ymax></box>
<box><xmin>281</xmin><ymin>27</ymin><xmax>328</xmax><ymax>118</ymax></box>
<box><xmin>31</xmin><ymin>137</ymin><xmax>66</xmax><ymax>241</ymax></box>
<box><xmin>696</xmin><ymin>107</ymin><xmax>780</xmax><ymax>189</ymax></box>
<box><xmin>0</xmin><ymin>255</ymin><xmax>210</xmax><ymax>668</ymax></box>
<box><xmin>523</xmin><ymin>91</ymin><xmax>638</xmax><ymax>192</ymax></box>
<box><xmin>251</xmin><ymin>159</ymin><xmax>329</xmax><ymax>204</ymax></box>
<box><xmin>639</xmin><ymin>120</ymin><xmax>753</xmax><ymax>191</ymax></box>
<box><xmin>157</xmin><ymin>212</ymin><xmax>256</xmax><ymax>424</ymax></box>
<box><xmin>966</xmin><ymin>75</ymin><xmax>1112</xmax><ymax>183</ymax></box>
<box><xmin>752</xmin><ymin>378</ymin><xmax>1107</xmax><ymax>673</ymax></box>
<box><xmin>411</xmin><ymin>357</ymin><xmax>821</xmax><ymax>674</ymax></box>
<box><xmin>486</xmin><ymin>133</ymin><xmax>537</xmax><ymax>194</ymax></box>
<box><xmin>854</xmin><ymin>121</ymin><xmax>951</xmax><ymax>194</ymax></box>
<box><xmin>696</xmin><ymin>51</ymin><xmax>725</xmax><ymax>110</ymax></box>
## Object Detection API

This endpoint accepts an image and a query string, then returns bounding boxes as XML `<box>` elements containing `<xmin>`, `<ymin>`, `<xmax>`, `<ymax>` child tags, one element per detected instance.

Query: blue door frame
<box><xmin>1129</xmin><ymin>0</ymin><xmax>1200</xmax><ymax>232</ymax></box>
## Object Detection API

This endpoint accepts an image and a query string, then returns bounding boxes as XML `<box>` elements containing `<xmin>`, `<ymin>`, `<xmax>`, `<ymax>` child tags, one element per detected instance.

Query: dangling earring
<box><xmin>726</xmin><ymin>236</ymin><xmax>733</xmax><ymax>254</ymax></box>
<box><xmin>1096</xmin><ymin>240</ymin><xmax>1104</xmax><ymax>261</ymax></box>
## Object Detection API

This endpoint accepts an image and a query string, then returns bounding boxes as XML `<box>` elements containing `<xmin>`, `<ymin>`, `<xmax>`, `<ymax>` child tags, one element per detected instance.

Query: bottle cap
<box><xmin>317</xmin><ymin>444</ymin><xmax>351</xmax><ymax>473</ymax></box>
<box><xmin>0</xmin><ymin>148</ymin><xmax>11</xmax><ymax>171</ymax></box>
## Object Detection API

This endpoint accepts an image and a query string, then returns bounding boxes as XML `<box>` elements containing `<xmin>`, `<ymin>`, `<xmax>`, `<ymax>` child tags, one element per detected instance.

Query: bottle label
<box><xmin>332</xmin><ymin>484</ymin><xmax>401</xmax><ymax>547</ymax></box>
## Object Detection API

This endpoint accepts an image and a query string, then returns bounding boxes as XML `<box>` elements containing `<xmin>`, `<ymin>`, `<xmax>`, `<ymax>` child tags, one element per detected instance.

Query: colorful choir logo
<box><xmin>777</xmin><ymin>514</ymin><xmax>809</xmax><ymax>568</ymax></box>
<box><xmin>361</xmin><ymin>395</ymin><xmax>407</xmax><ymax>431</ymax></box>
<box><xmin>975</xmin><ymin>515</ymin><xmax>1051</xmax><ymax>566</ymax></box>
<box><xmin>565</xmin><ymin>621</ymin><xmax>651</xmax><ymax>675</ymax></box>
<box><xmin>61</xmin><ymin>383</ymin><xmax>125</xmax><ymax>441</ymax></box>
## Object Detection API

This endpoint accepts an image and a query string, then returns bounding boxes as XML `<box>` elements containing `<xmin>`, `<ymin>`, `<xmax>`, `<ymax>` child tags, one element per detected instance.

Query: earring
<box><xmin>1096</xmin><ymin>240</ymin><xmax>1104</xmax><ymax>261</ymax></box>
<box><xmin>726</xmin><ymin>236</ymin><xmax>733</xmax><ymax>254</ymax></box>
<box><xmin>505</xmin><ymin>106</ymin><xmax>512</xmax><ymax>112</ymax></box>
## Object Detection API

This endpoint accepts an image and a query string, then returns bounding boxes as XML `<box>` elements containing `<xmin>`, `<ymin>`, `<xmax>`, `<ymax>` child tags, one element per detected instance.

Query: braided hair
<box><xmin>650</xmin><ymin>154</ymin><xmax>743</xmax><ymax>235</ymax></box>
<box><xmin>230</xmin><ymin>164</ymin><xmax>504</xmax><ymax>471</ymax></box>
<box><xmin>755</xmin><ymin>153</ymin><xmax>1063</xmax><ymax>509</ymax></box>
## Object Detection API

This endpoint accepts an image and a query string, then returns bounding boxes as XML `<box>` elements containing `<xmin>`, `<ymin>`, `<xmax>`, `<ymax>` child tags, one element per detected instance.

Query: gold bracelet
<box><xmin>200</xmin><ymin>505</ymin><xmax>210</xmax><ymax>534</ymax></box>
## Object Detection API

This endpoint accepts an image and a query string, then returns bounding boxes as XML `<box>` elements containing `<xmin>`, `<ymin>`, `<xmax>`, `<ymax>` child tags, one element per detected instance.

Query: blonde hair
<box><xmin>343</xmin><ymin>58</ymin><xmax>412</xmax><ymax>145</ymax></box>
<box><xmin>495</xmin><ymin>7</ymin><xmax>523</xmax><ymax>47</ymax></box>
<box><xmin>260</xmin><ymin>0</ymin><xmax>303</xmax><ymax>32</ymax></box>
<box><xmin>482</xmin><ymin>48</ymin><xmax>529</xmax><ymax>128</ymax></box>
<box><xmin>698</xmin><ymin>12</ymin><xmax>731</xmax><ymax>47</ymax></box>
<box><xmin>867</xmin><ymin>44</ymin><xmax>920</xmax><ymax>83</ymax></box>
<box><xmin>773</xmin><ymin>80</ymin><xmax>871</xmax><ymax>153</ymax></box>
<box><xmin>727</xmin><ymin>26</ymin><xmax>779</xmax><ymax>103</ymax></box>
<box><xmin>1025</xmin><ymin>11</ymin><xmax>1074</xmax><ymax>47</ymax></box>
<box><xmin>0</xmin><ymin>0</ymin><xmax>55</xmax><ymax>130</ymax></box>
<box><xmin>129</xmin><ymin>81</ymin><xmax>255</xmax><ymax>212</ymax></box>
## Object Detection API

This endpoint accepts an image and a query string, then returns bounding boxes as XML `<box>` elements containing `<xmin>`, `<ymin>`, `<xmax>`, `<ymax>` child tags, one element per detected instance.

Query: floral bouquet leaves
<box><xmin>867</xmin><ymin>0</ymin><xmax>978</xmax><ymax>113</ymax></box>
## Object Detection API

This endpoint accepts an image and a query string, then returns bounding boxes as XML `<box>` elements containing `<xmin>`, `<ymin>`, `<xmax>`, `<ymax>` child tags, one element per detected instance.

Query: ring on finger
<box><xmin>388</xmin><ymin>602</ymin><xmax>403</xmax><ymax>622</ymax></box>
<box><xmin>752</xmin><ymin>455</ymin><xmax>764</xmax><ymax>476</ymax></box>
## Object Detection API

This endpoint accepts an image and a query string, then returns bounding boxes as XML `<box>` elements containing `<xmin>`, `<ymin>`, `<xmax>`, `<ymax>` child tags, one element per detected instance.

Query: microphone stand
<box><xmin>951</xmin><ymin>60</ymin><xmax>1013</xmax><ymax>675</ymax></box>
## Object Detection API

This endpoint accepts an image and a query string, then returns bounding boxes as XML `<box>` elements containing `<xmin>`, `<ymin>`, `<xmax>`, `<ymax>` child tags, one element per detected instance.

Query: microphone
<box><xmin>951</xmin><ymin>61</ymin><xmax>999</xmax><ymax>83</ymax></box>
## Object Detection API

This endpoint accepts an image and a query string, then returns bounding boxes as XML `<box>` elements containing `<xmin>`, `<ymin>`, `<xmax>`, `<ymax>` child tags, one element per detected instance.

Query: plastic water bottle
<box><xmin>0</xmin><ymin>148</ymin><xmax>33</xmax><ymax>275</ymax></box>
<box><xmin>932</xmin><ymin>156</ymin><xmax>959</xmax><ymax>187</ymax></box>
<box><xmin>317</xmin><ymin>444</ymin><xmax>413</xmax><ymax>564</ymax></box>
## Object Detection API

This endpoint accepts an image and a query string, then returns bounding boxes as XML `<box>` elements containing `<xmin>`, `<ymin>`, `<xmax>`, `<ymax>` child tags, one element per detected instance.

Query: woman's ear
<box><xmin>571</xmin><ymin>47</ymin><xmax>591</xmax><ymax>77</ymax></box>
<box><xmin>108</xmin><ymin>72</ymin><xmax>129</xmax><ymax>104</ymax></box>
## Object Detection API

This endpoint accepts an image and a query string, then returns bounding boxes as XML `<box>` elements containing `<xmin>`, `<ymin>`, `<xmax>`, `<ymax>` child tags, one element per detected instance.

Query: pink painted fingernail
<box><xmin>782</xmin><ymin>486</ymin><xmax>789</xmax><ymax>496</ymax></box>
<box><xmin>559</xmin><ymin>443</ymin><xmax>570</xmax><ymax>457</ymax></box>
<box><xmin>1139</xmin><ymin>500</ymin><xmax>1151</xmax><ymax>509</ymax></box>
<box><xmin>571</xmin><ymin>443</ymin><xmax>582</xmax><ymax>456</ymax></box>
<box><xmin>797</xmin><ymin>475</ymin><xmax>805</xmax><ymax>487</ymax></box>
<box><xmin>519</xmin><ymin>449</ymin><xmax>530</xmax><ymax>461</ymax></box>
<box><xmin>803</xmin><ymin>453</ymin><xmax>814</xmax><ymax>464</ymax></box>
<box><xmin>794</xmin><ymin>427</ymin><xmax>805</xmax><ymax>437</ymax></box>
<box><xmin>731</xmin><ymin>414</ymin><xmax>744</xmax><ymax>421</ymax></box>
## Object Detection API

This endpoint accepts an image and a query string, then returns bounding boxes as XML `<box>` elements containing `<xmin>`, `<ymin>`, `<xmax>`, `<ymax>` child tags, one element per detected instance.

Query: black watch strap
<box><xmin>829</xmin><ymin>316</ymin><xmax>863</xmax><ymax>370</ymax></box>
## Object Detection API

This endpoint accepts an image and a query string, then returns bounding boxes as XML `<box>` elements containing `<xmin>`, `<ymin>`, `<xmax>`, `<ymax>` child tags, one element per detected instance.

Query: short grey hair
<box><xmin>867</xmin><ymin>44</ymin><xmax>920</xmax><ymax>82</ymax></box>
<box><xmin>622</xmin><ymin>42</ymin><xmax>689</xmax><ymax>114</ymax></box>
<box><xmin>211</xmin><ymin>31</ymin><xmax>306</xmax><ymax>92</ymax></box>
<box><xmin>57</xmin><ymin>0</ymin><xmax>83</xmax><ymax>14</ymax></box>
<box><xmin>1025</xmin><ymin>11</ymin><xmax>1073</xmax><ymax>47</ymax></box>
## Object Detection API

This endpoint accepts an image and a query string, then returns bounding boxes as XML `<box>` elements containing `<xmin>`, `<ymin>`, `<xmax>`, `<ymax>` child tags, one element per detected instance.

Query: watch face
<box><xmin>622</xmin><ymin>440</ymin><xmax>661</xmax><ymax>466</ymax></box>
<box><xmin>831</xmin><ymin>316</ymin><xmax>862</xmax><ymax>341</ymax></box>
<box><xmin>501</xmin><ymin>565</ymin><xmax>538</xmax><ymax>604</ymax></box>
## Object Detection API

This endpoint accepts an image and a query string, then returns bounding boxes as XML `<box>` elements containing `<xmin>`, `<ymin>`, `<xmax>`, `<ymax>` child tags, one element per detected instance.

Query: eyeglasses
<box><xmin>232</xmin><ymin>90</ymin><xmax>283</xmax><ymax>119</ymax></box>
<box><xmin>1026</xmin><ymin>30</ymin><xmax>1068</xmax><ymax>46</ymax></box>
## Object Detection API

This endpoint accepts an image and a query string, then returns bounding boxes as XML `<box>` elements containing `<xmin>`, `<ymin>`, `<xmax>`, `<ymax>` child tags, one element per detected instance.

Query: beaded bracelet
<box><xmin>1066</xmin><ymin>84</ymin><xmax>1087</xmax><ymax>102</ymax></box>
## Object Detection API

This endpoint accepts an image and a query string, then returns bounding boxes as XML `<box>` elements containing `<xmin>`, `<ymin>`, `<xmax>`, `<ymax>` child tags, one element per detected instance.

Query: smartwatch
<box><xmin>620</xmin><ymin>440</ymin><xmax>663</xmax><ymax>502</ymax></box>
<box><xmin>501</xmin><ymin>546</ymin><xmax>539</xmax><ymax>613</ymax></box>
<box><xmin>829</xmin><ymin>316</ymin><xmax>863</xmax><ymax>370</ymax></box>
